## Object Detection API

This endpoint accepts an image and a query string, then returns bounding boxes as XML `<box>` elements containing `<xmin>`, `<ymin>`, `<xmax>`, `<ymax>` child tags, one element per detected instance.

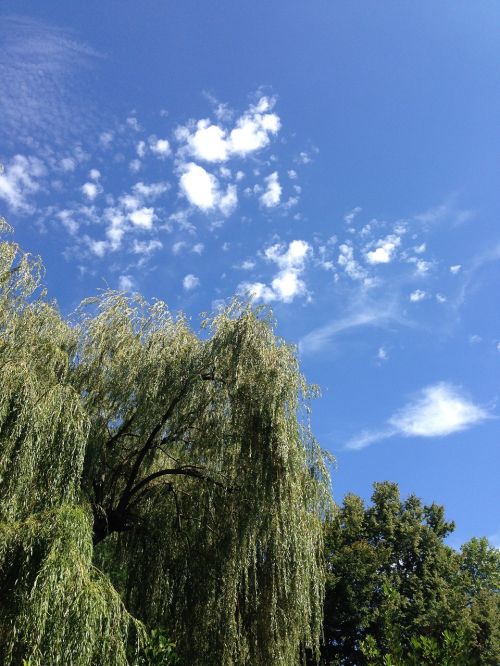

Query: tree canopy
<box><xmin>0</xmin><ymin>223</ymin><xmax>331</xmax><ymax>665</ymax></box>
<box><xmin>319</xmin><ymin>481</ymin><xmax>500</xmax><ymax>665</ymax></box>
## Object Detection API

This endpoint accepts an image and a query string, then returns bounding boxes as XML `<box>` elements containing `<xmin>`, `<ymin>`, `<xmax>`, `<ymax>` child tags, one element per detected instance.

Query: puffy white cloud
<box><xmin>415</xmin><ymin>259</ymin><xmax>432</xmax><ymax>275</ymax></box>
<box><xmin>239</xmin><ymin>281</ymin><xmax>276</xmax><ymax>303</ymax></box>
<box><xmin>365</xmin><ymin>234</ymin><xmax>400</xmax><ymax>264</ymax></box>
<box><xmin>186</xmin><ymin>120</ymin><xmax>230</xmax><ymax>162</ymax></box>
<box><xmin>409</xmin><ymin>289</ymin><xmax>426</xmax><ymax>302</ymax></box>
<box><xmin>0</xmin><ymin>154</ymin><xmax>45</xmax><ymax>212</ymax></box>
<box><xmin>150</xmin><ymin>138</ymin><xmax>170</xmax><ymax>157</ymax></box>
<box><xmin>260</xmin><ymin>172</ymin><xmax>282</xmax><ymax>208</ymax></box>
<box><xmin>179</xmin><ymin>163</ymin><xmax>237</xmax><ymax>216</ymax></box>
<box><xmin>178</xmin><ymin>96</ymin><xmax>280</xmax><ymax>163</ymax></box>
<box><xmin>271</xmin><ymin>270</ymin><xmax>306</xmax><ymax>302</ymax></box>
<box><xmin>89</xmin><ymin>168</ymin><xmax>101</xmax><ymax>181</ymax></box>
<box><xmin>129</xmin><ymin>207</ymin><xmax>155</xmax><ymax>229</ymax></box>
<box><xmin>81</xmin><ymin>181</ymin><xmax>100</xmax><ymax>201</ymax></box>
<box><xmin>347</xmin><ymin>382</ymin><xmax>490</xmax><ymax>449</ymax></box>
<box><xmin>388</xmin><ymin>383</ymin><xmax>489</xmax><ymax>438</ymax></box>
<box><xmin>183</xmin><ymin>273</ymin><xmax>200</xmax><ymax>290</ymax></box>
<box><xmin>238</xmin><ymin>240</ymin><xmax>311</xmax><ymax>304</ymax></box>
<box><xmin>180</xmin><ymin>163</ymin><xmax>219</xmax><ymax>210</ymax></box>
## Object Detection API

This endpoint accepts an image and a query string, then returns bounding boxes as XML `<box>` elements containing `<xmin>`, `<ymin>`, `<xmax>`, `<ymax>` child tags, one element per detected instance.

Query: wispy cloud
<box><xmin>299</xmin><ymin>295</ymin><xmax>405</xmax><ymax>354</ymax></box>
<box><xmin>347</xmin><ymin>382</ymin><xmax>491</xmax><ymax>450</ymax></box>
<box><xmin>0</xmin><ymin>15</ymin><xmax>102</xmax><ymax>146</ymax></box>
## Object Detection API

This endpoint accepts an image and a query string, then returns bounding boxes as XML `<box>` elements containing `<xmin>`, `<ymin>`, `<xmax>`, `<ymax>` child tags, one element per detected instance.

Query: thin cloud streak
<box><xmin>299</xmin><ymin>296</ymin><xmax>407</xmax><ymax>355</ymax></box>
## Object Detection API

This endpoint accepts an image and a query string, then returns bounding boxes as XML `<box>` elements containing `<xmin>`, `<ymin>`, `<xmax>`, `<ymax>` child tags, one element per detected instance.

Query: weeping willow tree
<box><xmin>0</xmin><ymin>222</ymin><xmax>332</xmax><ymax>665</ymax></box>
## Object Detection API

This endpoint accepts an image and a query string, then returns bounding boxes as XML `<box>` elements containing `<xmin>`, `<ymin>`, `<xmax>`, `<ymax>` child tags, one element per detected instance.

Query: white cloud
<box><xmin>410</xmin><ymin>289</ymin><xmax>426</xmax><ymax>302</ymax></box>
<box><xmin>129</xmin><ymin>207</ymin><xmax>155</xmax><ymax>229</ymax></box>
<box><xmin>136</xmin><ymin>141</ymin><xmax>146</xmax><ymax>158</ymax></box>
<box><xmin>132</xmin><ymin>181</ymin><xmax>169</xmax><ymax>200</ymax></box>
<box><xmin>81</xmin><ymin>181</ymin><xmax>100</xmax><ymax>201</ymax></box>
<box><xmin>338</xmin><ymin>243</ymin><xmax>368</xmax><ymax>281</ymax></box>
<box><xmin>172</xmin><ymin>241</ymin><xmax>187</xmax><ymax>254</ymax></box>
<box><xmin>89</xmin><ymin>168</ymin><xmax>101</xmax><ymax>181</ymax></box>
<box><xmin>186</xmin><ymin>120</ymin><xmax>230</xmax><ymax>162</ymax></box>
<box><xmin>260</xmin><ymin>172</ymin><xmax>282</xmax><ymax>208</ymax></box>
<box><xmin>183</xmin><ymin>273</ymin><xmax>200</xmax><ymax>290</ymax></box>
<box><xmin>239</xmin><ymin>281</ymin><xmax>276</xmax><ymax>303</ymax></box>
<box><xmin>129</xmin><ymin>159</ymin><xmax>142</xmax><ymax>173</ymax></box>
<box><xmin>126</xmin><ymin>116</ymin><xmax>141</xmax><ymax>132</ymax></box>
<box><xmin>0</xmin><ymin>16</ymin><xmax>101</xmax><ymax>145</ymax></box>
<box><xmin>415</xmin><ymin>259</ymin><xmax>432</xmax><ymax>275</ymax></box>
<box><xmin>344</xmin><ymin>206</ymin><xmax>362</xmax><ymax>224</ymax></box>
<box><xmin>388</xmin><ymin>383</ymin><xmax>490</xmax><ymax>438</ymax></box>
<box><xmin>192</xmin><ymin>242</ymin><xmax>204</xmax><ymax>255</ymax></box>
<box><xmin>99</xmin><ymin>131</ymin><xmax>114</xmax><ymax>148</ymax></box>
<box><xmin>450</xmin><ymin>264</ymin><xmax>462</xmax><ymax>274</ymax></box>
<box><xmin>118</xmin><ymin>274</ymin><xmax>135</xmax><ymax>291</ymax></box>
<box><xmin>150</xmin><ymin>138</ymin><xmax>170</xmax><ymax>157</ymax></box>
<box><xmin>365</xmin><ymin>234</ymin><xmax>400</xmax><ymax>264</ymax></box>
<box><xmin>180</xmin><ymin>163</ymin><xmax>218</xmax><ymax>210</ymax></box>
<box><xmin>239</xmin><ymin>240</ymin><xmax>311</xmax><ymax>304</ymax></box>
<box><xmin>179</xmin><ymin>163</ymin><xmax>237</xmax><ymax>216</ymax></box>
<box><xmin>347</xmin><ymin>382</ymin><xmax>490</xmax><ymax>449</ymax></box>
<box><xmin>219</xmin><ymin>184</ymin><xmax>238</xmax><ymax>216</ymax></box>
<box><xmin>60</xmin><ymin>157</ymin><xmax>76</xmax><ymax>172</ymax></box>
<box><xmin>178</xmin><ymin>96</ymin><xmax>280</xmax><ymax>163</ymax></box>
<box><xmin>299</xmin><ymin>298</ymin><xmax>403</xmax><ymax>355</ymax></box>
<box><xmin>377</xmin><ymin>347</ymin><xmax>388</xmax><ymax>361</ymax></box>
<box><xmin>0</xmin><ymin>154</ymin><xmax>45</xmax><ymax>212</ymax></box>
<box><xmin>132</xmin><ymin>239</ymin><xmax>162</xmax><ymax>255</ymax></box>
<box><xmin>237</xmin><ymin>259</ymin><xmax>256</xmax><ymax>270</ymax></box>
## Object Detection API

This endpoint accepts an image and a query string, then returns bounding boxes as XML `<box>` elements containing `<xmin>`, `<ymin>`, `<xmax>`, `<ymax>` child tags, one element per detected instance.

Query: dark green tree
<box><xmin>319</xmin><ymin>482</ymin><xmax>500</xmax><ymax>665</ymax></box>
<box><xmin>0</xmin><ymin>224</ymin><xmax>332</xmax><ymax>665</ymax></box>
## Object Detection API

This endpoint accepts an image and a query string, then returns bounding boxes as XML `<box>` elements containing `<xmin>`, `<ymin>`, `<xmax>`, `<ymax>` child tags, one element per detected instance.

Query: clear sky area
<box><xmin>1</xmin><ymin>1</ymin><xmax>499</xmax><ymax>547</ymax></box>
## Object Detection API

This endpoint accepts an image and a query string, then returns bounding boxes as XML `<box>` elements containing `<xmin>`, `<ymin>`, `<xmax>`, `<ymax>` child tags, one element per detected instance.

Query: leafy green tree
<box><xmin>0</xmin><ymin>224</ymin><xmax>331</xmax><ymax>665</ymax></box>
<box><xmin>319</xmin><ymin>482</ymin><xmax>499</xmax><ymax>665</ymax></box>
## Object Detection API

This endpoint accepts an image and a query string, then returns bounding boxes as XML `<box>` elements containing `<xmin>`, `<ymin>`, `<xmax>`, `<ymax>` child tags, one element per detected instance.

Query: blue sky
<box><xmin>1</xmin><ymin>1</ymin><xmax>499</xmax><ymax>546</ymax></box>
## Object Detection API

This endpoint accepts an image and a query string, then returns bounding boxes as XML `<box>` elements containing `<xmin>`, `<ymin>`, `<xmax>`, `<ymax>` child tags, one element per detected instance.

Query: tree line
<box><xmin>0</xmin><ymin>224</ymin><xmax>498</xmax><ymax>664</ymax></box>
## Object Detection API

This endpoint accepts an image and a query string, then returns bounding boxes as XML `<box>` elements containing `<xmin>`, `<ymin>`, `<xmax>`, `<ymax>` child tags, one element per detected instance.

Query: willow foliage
<box><xmin>0</xmin><ymin>226</ymin><xmax>332</xmax><ymax>665</ymax></box>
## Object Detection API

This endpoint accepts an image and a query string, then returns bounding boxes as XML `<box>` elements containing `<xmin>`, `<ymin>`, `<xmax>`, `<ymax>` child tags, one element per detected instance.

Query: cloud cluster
<box><xmin>177</xmin><ymin>97</ymin><xmax>280</xmax><ymax>163</ymax></box>
<box><xmin>0</xmin><ymin>155</ymin><xmax>46</xmax><ymax>212</ymax></box>
<box><xmin>239</xmin><ymin>239</ymin><xmax>311</xmax><ymax>303</ymax></box>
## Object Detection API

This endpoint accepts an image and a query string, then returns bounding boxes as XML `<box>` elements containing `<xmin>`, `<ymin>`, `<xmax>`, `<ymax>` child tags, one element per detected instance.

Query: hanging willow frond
<box><xmin>0</xmin><ymin>232</ymin><xmax>332</xmax><ymax>665</ymax></box>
